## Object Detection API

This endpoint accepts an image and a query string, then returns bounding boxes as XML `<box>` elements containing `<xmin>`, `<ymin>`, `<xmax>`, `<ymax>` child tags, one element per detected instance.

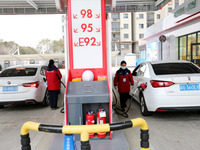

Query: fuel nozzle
<box><xmin>138</xmin><ymin>83</ymin><xmax>147</xmax><ymax>92</ymax></box>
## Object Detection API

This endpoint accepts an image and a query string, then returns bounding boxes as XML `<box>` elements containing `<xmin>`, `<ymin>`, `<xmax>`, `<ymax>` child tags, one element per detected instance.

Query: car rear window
<box><xmin>0</xmin><ymin>68</ymin><xmax>37</xmax><ymax>77</ymax></box>
<box><xmin>152</xmin><ymin>63</ymin><xmax>200</xmax><ymax>75</ymax></box>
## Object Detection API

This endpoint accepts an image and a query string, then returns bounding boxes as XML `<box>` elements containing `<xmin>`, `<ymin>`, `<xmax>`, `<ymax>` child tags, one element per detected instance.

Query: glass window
<box><xmin>139</xmin><ymin>24</ymin><xmax>144</xmax><ymax>29</ymax></box>
<box><xmin>111</xmin><ymin>23</ymin><xmax>120</xmax><ymax>29</ymax></box>
<box><xmin>132</xmin><ymin>65</ymin><xmax>140</xmax><ymax>76</ymax></box>
<box><xmin>139</xmin><ymin>14</ymin><xmax>144</xmax><ymax>18</ymax></box>
<box><xmin>179</xmin><ymin>36</ymin><xmax>187</xmax><ymax>60</ymax></box>
<box><xmin>191</xmin><ymin>34</ymin><xmax>197</xmax><ymax>44</ymax></box>
<box><xmin>198</xmin><ymin>32</ymin><xmax>200</xmax><ymax>43</ymax></box>
<box><xmin>112</xmin><ymin>23</ymin><xmax>120</xmax><ymax>32</ymax></box>
<box><xmin>123</xmin><ymin>13</ymin><xmax>128</xmax><ymax>18</ymax></box>
<box><xmin>139</xmin><ymin>34</ymin><xmax>144</xmax><ymax>39</ymax></box>
<box><xmin>138</xmin><ymin>64</ymin><xmax>146</xmax><ymax>76</ymax></box>
<box><xmin>124</xmin><ymin>44</ymin><xmax>129</xmax><ymax>49</ymax></box>
<box><xmin>0</xmin><ymin>68</ymin><xmax>38</xmax><ymax>77</ymax></box>
<box><xmin>40</xmin><ymin>66</ymin><xmax>46</xmax><ymax>76</ymax></box>
<box><xmin>62</xmin><ymin>15</ymin><xmax>65</xmax><ymax>22</ymax></box>
<box><xmin>124</xmin><ymin>34</ymin><xmax>129</xmax><ymax>38</ymax></box>
<box><xmin>157</xmin><ymin>14</ymin><xmax>160</xmax><ymax>19</ymax></box>
<box><xmin>147</xmin><ymin>24</ymin><xmax>152</xmax><ymax>28</ymax></box>
<box><xmin>111</xmin><ymin>13</ymin><xmax>119</xmax><ymax>19</ymax></box>
<box><xmin>112</xmin><ymin>44</ymin><xmax>115</xmax><ymax>51</ymax></box>
<box><xmin>175</xmin><ymin>3</ymin><xmax>179</xmax><ymax>8</ymax></box>
<box><xmin>188</xmin><ymin>34</ymin><xmax>197</xmax><ymax>58</ymax></box>
<box><xmin>124</xmin><ymin>24</ymin><xmax>128</xmax><ymax>29</ymax></box>
<box><xmin>112</xmin><ymin>34</ymin><xmax>120</xmax><ymax>39</ymax></box>
<box><xmin>152</xmin><ymin>63</ymin><xmax>200</xmax><ymax>75</ymax></box>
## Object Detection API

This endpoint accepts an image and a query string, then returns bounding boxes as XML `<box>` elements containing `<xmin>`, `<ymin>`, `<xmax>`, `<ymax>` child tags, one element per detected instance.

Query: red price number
<box><xmin>79</xmin><ymin>37</ymin><xmax>96</xmax><ymax>46</ymax></box>
<box><xmin>80</xmin><ymin>9</ymin><xmax>93</xmax><ymax>18</ymax></box>
<box><xmin>81</xmin><ymin>23</ymin><xmax>93</xmax><ymax>32</ymax></box>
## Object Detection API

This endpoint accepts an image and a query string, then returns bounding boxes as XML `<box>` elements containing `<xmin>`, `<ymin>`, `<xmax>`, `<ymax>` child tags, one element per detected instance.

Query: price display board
<box><xmin>70</xmin><ymin>0</ymin><xmax>103</xmax><ymax>69</ymax></box>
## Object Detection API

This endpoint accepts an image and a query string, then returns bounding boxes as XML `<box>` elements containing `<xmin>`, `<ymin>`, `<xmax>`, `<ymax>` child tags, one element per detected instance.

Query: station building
<box><xmin>139</xmin><ymin>0</ymin><xmax>200</xmax><ymax>65</ymax></box>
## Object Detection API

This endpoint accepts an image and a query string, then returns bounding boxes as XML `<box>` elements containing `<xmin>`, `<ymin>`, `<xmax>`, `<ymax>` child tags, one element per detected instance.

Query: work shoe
<box><xmin>51</xmin><ymin>107</ymin><xmax>59</xmax><ymax>110</ymax></box>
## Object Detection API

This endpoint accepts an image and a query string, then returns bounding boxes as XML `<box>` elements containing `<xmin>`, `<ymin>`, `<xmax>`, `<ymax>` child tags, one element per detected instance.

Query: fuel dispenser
<box><xmin>64</xmin><ymin>0</ymin><xmax>112</xmax><ymax>141</ymax></box>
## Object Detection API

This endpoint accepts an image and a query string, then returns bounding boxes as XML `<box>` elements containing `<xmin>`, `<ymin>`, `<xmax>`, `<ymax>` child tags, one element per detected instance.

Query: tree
<box><xmin>0</xmin><ymin>40</ymin><xmax>38</xmax><ymax>55</ymax></box>
<box><xmin>36</xmin><ymin>39</ymin><xmax>52</xmax><ymax>54</ymax></box>
<box><xmin>19</xmin><ymin>46</ymin><xmax>38</xmax><ymax>54</ymax></box>
<box><xmin>36</xmin><ymin>38</ymin><xmax>64</xmax><ymax>54</ymax></box>
<box><xmin>51</xmin><ymin>39</ymin><xmax>64</xmax><ymax>53</ymax></box>
<box><xmin>0</xmin><ymin>41</ymin><xmax>18</xmax><ymax>55</ymax></box>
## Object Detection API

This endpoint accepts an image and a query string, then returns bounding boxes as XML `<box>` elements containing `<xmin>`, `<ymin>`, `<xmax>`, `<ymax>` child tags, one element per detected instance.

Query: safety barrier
<box><xmin>20</xmin><ymin>118</ymin><xmax>149</xmax><ymax>150</ymax></box>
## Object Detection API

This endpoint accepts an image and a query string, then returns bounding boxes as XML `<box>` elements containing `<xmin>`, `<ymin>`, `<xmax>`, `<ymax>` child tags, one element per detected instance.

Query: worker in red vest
<box><xmin>45</xmin><ymin>59</ymin><xmax>62</xmax><ymax>110</ymax></box>
<box><xmin>114</xmin><ymin>60</ymin><xmax>134</xmax><ymax>111</ymax></box>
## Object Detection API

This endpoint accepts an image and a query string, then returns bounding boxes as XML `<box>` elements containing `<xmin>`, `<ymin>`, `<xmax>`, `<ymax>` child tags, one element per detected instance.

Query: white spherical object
<box><xmin>82</xmin><ymin>70</ymin><xmax>94</xmax><ymax>81</ymax></box>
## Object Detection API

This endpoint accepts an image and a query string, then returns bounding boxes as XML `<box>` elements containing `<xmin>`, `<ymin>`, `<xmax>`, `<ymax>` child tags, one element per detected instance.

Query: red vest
<box><xmin>45</xmin><ymin>66</ymin><xmax>62</xmax><ymax>90</ymax></box>
<box><xmin>114</xmin><ymin>68</ymin><xmax>134</xmax><ymax>93</ymax></box>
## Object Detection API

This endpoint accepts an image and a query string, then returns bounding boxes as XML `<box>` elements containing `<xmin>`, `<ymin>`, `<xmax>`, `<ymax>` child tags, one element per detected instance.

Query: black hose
<box><xmin>60</xmin><ymin>81</ymin><xmax>66</xmax><ymax>88</ymax></box>
<box><xmin>60</xmin><ymin>80</ymin><xmax>66</xmax><ymax>113</ymax></box>
<box><xmin>112</xmin><ymin>89</ymin><xmax>133</xmax><ymax>118</ymax></box>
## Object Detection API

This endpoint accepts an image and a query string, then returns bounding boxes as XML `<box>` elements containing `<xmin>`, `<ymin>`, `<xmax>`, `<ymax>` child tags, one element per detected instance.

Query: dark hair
<box><xmin>120</xmin><ymin>60</ymin><xmax>127</xmax><ymax>66</ymax></box>
<box><xmin>48</xmin><ymin>59</ymin><xmax>54</xmax><ymax>69</ymax></box>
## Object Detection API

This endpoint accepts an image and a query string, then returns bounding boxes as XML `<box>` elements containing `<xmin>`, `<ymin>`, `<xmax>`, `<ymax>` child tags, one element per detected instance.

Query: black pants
<box><xmin>48</xmin><ymin>90</ymin><xmax>59</xmax><ymax>108</ymax></box>
<box><xmin>119</xmin><ymin>92</ymin><xmax>129</xmax><ymax>109</ymax></box>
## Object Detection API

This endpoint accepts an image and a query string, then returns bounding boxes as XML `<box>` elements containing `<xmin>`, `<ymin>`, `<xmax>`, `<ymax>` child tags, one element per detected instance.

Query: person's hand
<box><xmin>131</xmin><ymin>85</ymin><xmax>134</xmax><ymax>89</ymax></box>
<box><xmin>114</xmin><ymin>86</ymin><xmax>117</xmax><ymax>89</ymax></box>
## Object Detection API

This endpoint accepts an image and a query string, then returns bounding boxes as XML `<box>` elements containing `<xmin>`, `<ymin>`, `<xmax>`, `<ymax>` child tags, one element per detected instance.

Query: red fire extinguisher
<box><xmin>86</xmin><ymin>111</ymin><xmax>95</xmax><ymax>138</ymax></box>
<box><xmin>96</xmin><ymin>107</ymin><xmax>107</xmax><ymax>138</ymax></box>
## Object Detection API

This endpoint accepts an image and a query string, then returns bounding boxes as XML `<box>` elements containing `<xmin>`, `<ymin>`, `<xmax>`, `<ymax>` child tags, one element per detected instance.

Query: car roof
<box><xmin>142</xmin><ymin>60</ymin><xmax>191</xmax><ymax>65</ymax></box>
<box><xmin>5</xmin><ymin>64</ymin><xmax>45</xmax><ymax>69</ymax></box>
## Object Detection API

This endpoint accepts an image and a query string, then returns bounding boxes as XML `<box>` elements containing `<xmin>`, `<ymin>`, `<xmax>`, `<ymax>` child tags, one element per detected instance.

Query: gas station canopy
<box><xmin>0</xmin><ymin>0</ymin><xmax>170</xmax><ymax>14</ymax></box>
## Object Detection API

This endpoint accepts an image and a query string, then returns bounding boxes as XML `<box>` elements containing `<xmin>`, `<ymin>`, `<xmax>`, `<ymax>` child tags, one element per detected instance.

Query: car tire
<box><xmin>42</xmin><ymin>90</ymin><xmax>50</xmax><ymax>107</ymax></box>
<box><xmin>140</xmin><ymin>93</ymin><xmax>152</xmax><ymax>116</ymax></box>
<box><xmin>0</xmin><ymin>105</ymin><xmax>4</xmax><ymax>109</ymax></box>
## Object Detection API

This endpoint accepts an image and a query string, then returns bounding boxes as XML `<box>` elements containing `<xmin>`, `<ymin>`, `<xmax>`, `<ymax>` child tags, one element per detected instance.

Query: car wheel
<box><xmin>0</xmin><ymin>105</ymin><xmax>4</xmax><ymax>109</ymax></box>
<box><xmin>42</xmin><ymin>90</ymin><xmax>50</xmax><ymax>107</ymax></box>
<box><xmin>140</xmin><ymin>93</ymin><xmax>152</xmax><ymax>116</ymax></box>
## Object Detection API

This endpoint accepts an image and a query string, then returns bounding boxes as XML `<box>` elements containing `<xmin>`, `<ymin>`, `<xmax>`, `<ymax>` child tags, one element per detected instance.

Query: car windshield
<box><xmin>0</xmin><ymin>68</ymin><xmax>37</xmax><ymax>77</ymax></box>
<box><xmin>152</xmin><ymin>63</ymin><xmax>200</xmax><ymax>75</ymax></box>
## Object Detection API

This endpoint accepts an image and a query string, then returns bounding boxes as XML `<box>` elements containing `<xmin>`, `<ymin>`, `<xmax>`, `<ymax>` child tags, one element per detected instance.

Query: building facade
<box><xmin>140</xmin><ymin>0</ymin><xmax>200</xmax><ymax>65</ymax></box>
<box><xmin>133</xmin><ymin>0</ymin><xmax>186</xmax><ymax>58</ymax></box>
<box><xmin>108</xmin><ymin>13</ymin><xmax>133</xmax><ymax>56</ymax></box>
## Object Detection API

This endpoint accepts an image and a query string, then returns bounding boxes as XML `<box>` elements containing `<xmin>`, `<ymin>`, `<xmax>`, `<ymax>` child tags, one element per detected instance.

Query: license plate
<box><xmin>180</xmin><ymin>84</ymin><xmax>199</xmax><ymax>91</ymax></box>
<box><xmin>3</xmin><ymin>86</ymin><xmax>18</xmax><ymax>92</ymax></box>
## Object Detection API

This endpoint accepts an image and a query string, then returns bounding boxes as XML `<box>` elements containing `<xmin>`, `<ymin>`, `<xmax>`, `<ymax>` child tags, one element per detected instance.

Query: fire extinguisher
<box><xmin>96</xmin><ymin>107</ymin><xmax>107</xmax><ymax>138</ymax></box>
<box><xmin>86</xmin><ymin>110</ymin><xmax>95</xmax><ymax>138</ymax></box>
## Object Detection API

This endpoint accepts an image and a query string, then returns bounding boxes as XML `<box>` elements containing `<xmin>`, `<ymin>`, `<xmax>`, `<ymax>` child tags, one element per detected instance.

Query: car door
<box><xmin>131</xmin><ymin>64</ymin><xmax>147</xmax><ymax>102</ymax></box>
<box><xmin>40</xmin><ymin>66</ymin><xmax>47</xmax><ymax>87</ymax></box>
<box><xmin>131</xmin><ymin>65</ymin><xmax>141</xmax><ymax>101</ymax></box>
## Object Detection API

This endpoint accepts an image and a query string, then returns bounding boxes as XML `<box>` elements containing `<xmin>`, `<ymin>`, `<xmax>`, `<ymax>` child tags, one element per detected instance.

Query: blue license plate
<box><xmin>3</xmin><ymin>86</ymin><xmax>18</xmax><ymax>92</ymax></box>
<box><xmin>180</xmin><ymin>84</ymin><xmax>200</xmax><ymax>91</ymax></box>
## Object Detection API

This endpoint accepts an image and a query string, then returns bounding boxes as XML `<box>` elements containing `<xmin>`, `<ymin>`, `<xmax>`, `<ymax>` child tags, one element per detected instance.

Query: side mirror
<box><xmin>132</xmin><ymin>72</ymin><xmax>137</xmax><ymax>76</ymax></box>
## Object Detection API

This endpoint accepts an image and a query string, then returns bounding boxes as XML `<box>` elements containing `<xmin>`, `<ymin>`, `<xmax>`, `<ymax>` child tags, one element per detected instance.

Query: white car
<box><xmin>0</xmin><ymin>64</ymin><xmax>49</xmax><ymax>108</ymax></box>
<box><xmin>130</xmin><ymin>60</ymin><xmax>200</xmax><ymax>116</ymax></box>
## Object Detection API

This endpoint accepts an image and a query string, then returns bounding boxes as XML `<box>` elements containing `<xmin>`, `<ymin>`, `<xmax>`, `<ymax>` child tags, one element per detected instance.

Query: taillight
<box><xmin>150</xmin><ymin>80</ymin><xmax>174</xmax><ymax>88</ymax></box>
<box><xmin>22</xmin><ymin>81</ymin><xmax>39</xmax><ymax>88</ymax></box>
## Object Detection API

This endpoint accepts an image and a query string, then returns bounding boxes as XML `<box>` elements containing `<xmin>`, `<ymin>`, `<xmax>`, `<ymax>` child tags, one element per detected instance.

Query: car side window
<box><xmin>132</xmin><ymin>65</ymin><xmax>140</xmax><ymax>76</ymax></box>
<box><xmin>40</xmin><ymin>66</ymin><xmax>46</xmax><ymax>76</ymax></box>
<box><xmin>138</xmin><ymin>64</ymin><xmax>146</xmax><ymax>76</ymax></box>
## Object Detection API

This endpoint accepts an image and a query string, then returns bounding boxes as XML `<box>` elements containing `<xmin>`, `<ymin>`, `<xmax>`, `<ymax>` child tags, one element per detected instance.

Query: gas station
<box><xmin>0</xmin><ymin>0</ymin><xmax>174</xmax><ymax>150</ymax></box>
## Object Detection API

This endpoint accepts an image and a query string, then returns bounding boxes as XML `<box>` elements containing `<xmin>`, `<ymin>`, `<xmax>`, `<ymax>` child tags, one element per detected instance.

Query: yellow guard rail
<box><xmin>20</xmin><ymin>118</ymin><xmax>149</xmax><ymax>150</ymax></box>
